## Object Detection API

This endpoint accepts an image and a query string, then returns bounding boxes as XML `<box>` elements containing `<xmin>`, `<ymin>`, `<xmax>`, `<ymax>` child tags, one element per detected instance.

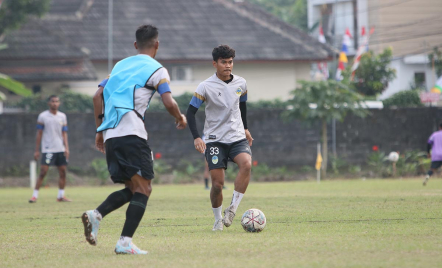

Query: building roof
<box><xmin>2</xmin><ymin>0</ymin><xmax>333</xmax><ymax>63</ymax></box>
<box><xmin>0</xmin><ymin>59</ymin><xmax>97</xmax><ymax>82</ymax></box>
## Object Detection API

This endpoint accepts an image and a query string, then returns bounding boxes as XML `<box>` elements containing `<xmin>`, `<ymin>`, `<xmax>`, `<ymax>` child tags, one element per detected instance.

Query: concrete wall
<box><xmin>0</xmin><ymin>108</ymin><xmax>439</xmax><ymax>175</ymax></box>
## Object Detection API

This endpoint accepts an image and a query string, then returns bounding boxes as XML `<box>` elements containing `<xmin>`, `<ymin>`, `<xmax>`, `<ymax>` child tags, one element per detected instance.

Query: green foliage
<box><xmin>154</xmin><ymin>159</ymin><xmax>172</xmax><ymax>175</ymax></box>
<box><xmin>247</xmin><ymin>99</ymin><xmax>288</xmax><ymax>110</ymax></box>
<box><xmin>0</xmin><ymin>0</ymin><xmax>51</xmax><ymax>36</ymax></box>
<box><xmin>0</xmin><ymin>73</ymin><xmax>32</xmax><ymax>97</ymax></box>
<box><xmin>428</xmin><ymin>46</ymin><xmax>442</xmax><ymax>77</ymax></box>
<box><xmin>90</xmin><ymin>158</ymin><xmax>109</xmax><ymax>185</ymax></box>
<box><xmin>347</xmin><ymin>48</ymin><xmax>396</xmax><ymax>96</ymax></box>
<box><xmin>366</xmin><ymin>150</ymin><xmax>428</xmax><ymax>177</ymax></box>
<box><xmin>329</xmin><ymin>155</ymin><xmax>348</xmax><ymax>175</ymax></box>
<box><xmin>283</xmin><ymin>80</ymin><xmax>369</xmax><ymax>123</ymax></box>
<box><xmin>14</xmin><ymin>91</ymin><xmax>93</xmax><ymax>112</ymax></box>
<box><xmin>383</xmin><ymin>90</ymin><xmax>423</xmax><ymax>108</ymax></box>
<box><xmin>247</xmin><ymin>0</ymin><xmax>308</xmax><ymax>31</ymax></box>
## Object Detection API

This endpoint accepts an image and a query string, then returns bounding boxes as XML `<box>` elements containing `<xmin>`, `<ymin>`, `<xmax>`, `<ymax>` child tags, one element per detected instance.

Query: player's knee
<box><xmin>239</xmin><ymin>160</ymin><xmax>252</xmax><ymax>172</ymax></box>
<box><xmin>212</xmin><ymin>182</ymin><xmax>223</xmax><ymax>194</ymax></box>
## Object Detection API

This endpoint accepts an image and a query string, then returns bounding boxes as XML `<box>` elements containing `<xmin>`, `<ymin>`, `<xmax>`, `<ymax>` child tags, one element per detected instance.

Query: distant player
<box><xmin>423</xmin><ymin>122</ymin><xmax>442</xmax><ymax>186</ymax></box>
<box><xmin>186</xmin><ymin>45</ymin><xmax>253</xmax><ymax>231</ymax></box>
<box><xmin>81</xmin><ymin>25</ymin><xmax>187</xmax><ymax>254</ymax></box>
<box><xmin>29</xmin><ymin>95</ymin><xmax>71</xmax><ymax>203</ymax></box>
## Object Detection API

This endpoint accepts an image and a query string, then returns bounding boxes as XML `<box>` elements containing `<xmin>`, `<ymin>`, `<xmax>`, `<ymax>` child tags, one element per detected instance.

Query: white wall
<box><xmin>380</xmin><ymin>58</ymin><xmax>435</xmax><ymax>99</ymax></box>
<box><xmin>68</xmin><ymin>61</ymin><xmax>312</xmax><ymax>102</ymax></box>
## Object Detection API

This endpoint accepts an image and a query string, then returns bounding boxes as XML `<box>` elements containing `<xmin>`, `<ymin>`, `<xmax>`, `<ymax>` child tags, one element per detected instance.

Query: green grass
<box><xmin>1</xmin><ymin>179</ymin><xmax>441</xmax><ymax>268</ymax></box>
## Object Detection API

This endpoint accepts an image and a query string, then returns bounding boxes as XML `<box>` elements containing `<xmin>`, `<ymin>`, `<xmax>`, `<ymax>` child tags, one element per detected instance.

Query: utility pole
<box><xmin>353</xmin><ymin>0</ymin><xmax>358</xmax><ymax>50</ymax></box>
<box><xmin>108</xmin><ymin>0</ymin><xmax>113</xmax><ymax>74</ymax></box>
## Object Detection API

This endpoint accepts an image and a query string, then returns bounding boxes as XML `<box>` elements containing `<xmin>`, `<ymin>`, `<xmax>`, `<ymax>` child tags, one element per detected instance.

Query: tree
<box><xmin>247</xmin><ymin>0</ymin><xmax>308</xmax><ymax>32</ymax></box>
<box><xmin>348</xmin><ymin>48</ymin><xmax>396</xmax><ymax>96</ymax></box>
<box><xmin>0</xmin><ymin>0</ymin><xmax>51</xmax><ymax>39</ymax></box>
<box><xmin>428</xmin><ymin>47</ymin><xmax>442</xmax><ymax>78</ymax></box>
<box><xmin>283</xmin><ymin>80</ymin><xmax>369</xmax><ymax>178</ymax></box>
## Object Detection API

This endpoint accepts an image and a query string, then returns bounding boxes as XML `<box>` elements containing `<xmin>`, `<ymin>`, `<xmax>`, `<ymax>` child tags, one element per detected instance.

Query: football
<box><xmin>388</xmin><ymin>151</ymin><xmax>399</xmax><ymax>162</ymax></box>
<box><xmin>241</xmin><ymin>208</ymin><xmax>266</xmax><ymax>232</ymax></box>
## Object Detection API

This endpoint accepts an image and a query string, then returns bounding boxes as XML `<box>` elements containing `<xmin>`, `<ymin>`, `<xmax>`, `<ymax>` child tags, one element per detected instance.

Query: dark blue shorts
<box><xmin>105</xmin><ymin>135</ymin><xmax>154</xmax><ymax>183</ymax></box>
<box><xmin>205</xmin><ymin>139</ymin><xmax>252</xmax><ymax>170</ymax></box>
<box><xmin>430</xmin><ymin>161</ymin><xmax>442</xmax><ymax>169</ymax></box>
<box><xmin>41</xmin><ymin>152</ymin><xmax>68</xmax><ymax>166</ymax></box>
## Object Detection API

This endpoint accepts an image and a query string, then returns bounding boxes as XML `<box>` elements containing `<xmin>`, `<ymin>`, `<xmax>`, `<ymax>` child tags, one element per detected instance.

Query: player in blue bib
<box><xmin>81</xmin><ymin>25</ymin><xmax>187</xmax><ymax>255</ymax></box>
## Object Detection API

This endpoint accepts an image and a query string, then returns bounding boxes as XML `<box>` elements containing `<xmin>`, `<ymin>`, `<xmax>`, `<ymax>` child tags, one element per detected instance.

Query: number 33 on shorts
<box><xmin>210</xmin><ymin>147</ymin><xmax>219</xmax><ymax>155</ymax></box>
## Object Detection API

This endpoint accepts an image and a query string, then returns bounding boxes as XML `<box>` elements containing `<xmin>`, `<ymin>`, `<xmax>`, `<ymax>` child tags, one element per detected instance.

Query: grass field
<box><xmin>1</xmin><ymin>179</ymin><xmax>441</xmax><ymax>268</ymax></box>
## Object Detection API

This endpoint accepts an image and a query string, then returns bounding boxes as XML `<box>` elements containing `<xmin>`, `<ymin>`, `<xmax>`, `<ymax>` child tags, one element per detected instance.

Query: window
<box><xmin>414</xmin><ymin>72</ymin><xmax>426</xmax><ymax>89</ymax></box>
<box><xmin>169</xmin><ymin>65</ymin><xmax>192</xmax><ymax>82</ymax></box>
<box><xmin>32</xmin><ymin>85</ymin><xmax>41</xmax><ymax>94</ymax></box>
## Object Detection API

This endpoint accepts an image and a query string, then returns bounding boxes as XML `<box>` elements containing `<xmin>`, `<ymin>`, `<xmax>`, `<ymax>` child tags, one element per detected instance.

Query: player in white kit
<box><xmin>29</xmin><ymin>95</ymin><xmax>71</xmax><ymax>203</ymax></box>
<box><xmin>186</xmin><ymin>45</ymin><xmax>253</xmax><ymax>231</ymax></box>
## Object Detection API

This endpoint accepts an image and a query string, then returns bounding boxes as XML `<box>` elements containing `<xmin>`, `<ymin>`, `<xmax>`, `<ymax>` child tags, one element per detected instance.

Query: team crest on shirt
<box><xmin>235</xmin><ymin>88</ymin><xmax>242</xmax><ymax>96</ymax></box>
<box><xmin>212</xmin><ymin>155</ymin><xmax>219</xmax><ymax>164</ymax></box>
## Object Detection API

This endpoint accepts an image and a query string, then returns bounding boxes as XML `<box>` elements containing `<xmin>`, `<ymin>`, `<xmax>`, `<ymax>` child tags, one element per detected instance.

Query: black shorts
<box><xmin>431</xmin><ymin>161</ymin><xmax>442</xmax><ymax>169</ymax></box>
<box><xmin>105</xmin><ymin>135</ymin><xmax>154</xmax><ymax>183</ymax></box>
<box><xmin>205</xmin><ymin>139</ymin><xmax>252</xmax><ymax>170</ymax></box>
<box><xmin>41</xmin><ymin>152</ymin><xmax>68</xmax><ymax>166</ymax></box>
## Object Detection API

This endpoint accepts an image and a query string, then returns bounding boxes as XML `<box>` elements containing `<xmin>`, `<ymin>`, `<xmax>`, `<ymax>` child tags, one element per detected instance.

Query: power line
<box><xmin>319</xmin><ymin>0</ymin><xmax>414</xmax><ymax>19</ymax></box>
<box><xmin>391</xmin><ymin>42</ymin><xmax>442</xmax><ymax>60</ymax></box>
<box><xmin>370</xmin><ymin>30</ymin><xmax>442</xmax><ymax>45</ymax></box>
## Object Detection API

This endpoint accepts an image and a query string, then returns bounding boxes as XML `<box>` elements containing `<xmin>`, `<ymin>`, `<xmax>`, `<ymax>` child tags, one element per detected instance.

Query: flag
<box><xmin>315</xmin><ymin>151</ymin><xmax>323</xmax><ymax>171</ymax></box>
<box><xmin>336</xmin><ymin>28</ymin><xmax>352</xmax><ymax>81</ymax></box>
<box><xmin>317</xmin><ymin>26</ymin><xmax>329</xmax><ymax>80</ymax></box>
<box><xmin>431</xmin><ymin>76</ymin><xmax>442</xmax><ymax>94</ymax></box>
<box><xmin>351</xmin><ymin>27</ymin><xmax>375</xmax><ymax>79</ymax></box>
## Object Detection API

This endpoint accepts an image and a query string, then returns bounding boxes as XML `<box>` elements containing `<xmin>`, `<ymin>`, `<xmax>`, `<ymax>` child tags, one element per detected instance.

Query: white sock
<box><xmin>212</xmin><ymin>205</ymin><xmax>223</xmax><ymax>221</ymax></box>
<box><xmin>229</xmin><ymin>190</ymin><xmax>244</xmax><ymax>213</ymax></box>
<box><xmin>118</xmin><ymin>236</ymin><xmax>132</xmax><ymax>247</ymax></box>
<box><xmin>58</xmin><ymin>189</ymin><xmax>65</xmax><ymax>198</ymax></box>
<box><xmin>33</xmin><ymin>190</ymin><xmax>39</xmax><ymax>198</ymax></box>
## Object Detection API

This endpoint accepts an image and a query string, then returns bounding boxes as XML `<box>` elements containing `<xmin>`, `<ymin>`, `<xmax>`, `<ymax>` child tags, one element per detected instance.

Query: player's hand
<box><xmin>428</xmin><ymin>153</ymin><xmax>431</xmax><ymax>158</ymax></box>
<box><xmin>95</xmin><ymin>132</ymin><xmax>105</xmax><ymax>154</ymax></box>
<box><xmin>34</xmin><ymin>151</ymin><xmax>40</xmax><ymax>161</ymax></box>
<box><xmin>194</xmin><ymin>137</ymin><xmax>206</xmax><ymax>153</ymax></box>
<box><xmin>64</xmin><ymin>150</ymin><xmax>70</xmax><ymax>161</ymax></box>
<box><xmin>245</xmin><ymin>129</ymin><xmax>254</xmax><ymax>147</ymax></box>
<box><xmin>176</xmin><ymin>114</ymin><xmax>187</xmax><ymax>130</ymax></box>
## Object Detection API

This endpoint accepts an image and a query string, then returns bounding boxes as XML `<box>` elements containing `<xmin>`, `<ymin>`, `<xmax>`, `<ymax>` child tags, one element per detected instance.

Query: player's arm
<box><xmin>187</xmin><ymin>93</ymin><xmax>205</xmax><ymax>153</ymax></box>
<box><xmin>240</xmin><ymin>90</ymin><xmax>253</xmax><ymax>146</ymax></box>
<box><xmin>157</xmin><ymin>80</ymin><xmax>187</xmax><ymax>129</ymax></box>
<box><xmin>34</xmin><ymin>126</ymin><xmax>43</xmax><ymax>160</ymax></box>
<box><xmin>62</xmin><ymin>124</ymin><xmax>69</xmax><ymax>160</ymax></box>
<box><xmin>427</xmin><ymin>139</ymin><xmax>433</xmax><ymax>158</ymax></box>
<box><xmin>93</xmin><ymin>78</ymin><xmax>108</xmax><ymax>153</ymax></box>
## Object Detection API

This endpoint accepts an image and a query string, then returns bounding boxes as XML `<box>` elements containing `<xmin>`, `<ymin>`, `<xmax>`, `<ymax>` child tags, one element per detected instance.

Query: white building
<box><xmin>308</xmin><ymin>0</ymin><xmax>442</xmax><ymax>99</ymax></box>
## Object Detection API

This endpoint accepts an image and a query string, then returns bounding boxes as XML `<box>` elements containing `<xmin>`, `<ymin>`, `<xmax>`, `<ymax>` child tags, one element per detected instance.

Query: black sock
<box><xmin>96</xmin><ymin>188</ymin><xmax>133</xmax><ymax>218</ymax></box>
<box><xmin>121</xmin><ymin>192</ymin><xmax>149</xmax><ymax>237</ymax></box>
<box><xmin>204</xmin><ymin>178</ymin><xmax>209</xmax><ymax>187</ymax></box>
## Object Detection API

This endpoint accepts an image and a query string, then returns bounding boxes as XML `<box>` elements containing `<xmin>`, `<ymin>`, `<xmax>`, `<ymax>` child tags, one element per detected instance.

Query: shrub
<box><xmin>383</xmin><ymin>90</ymin><xmax>423</xmax><ymax>108</ymax></box>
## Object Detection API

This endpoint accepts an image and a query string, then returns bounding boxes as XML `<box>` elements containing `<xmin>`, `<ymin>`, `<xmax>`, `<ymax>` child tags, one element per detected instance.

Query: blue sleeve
<box><xmin>98</xmin><ymin>78</ymin><xmax>109</xmax><ymax>88</ymax></box>
<box><xmin>62</xmin><ymin>126</ymin><xmax>68</xmax><ymax>132</ymax></box>
<box><xmin>190</xmin><ymin>96</ymin><xmax>204</xmax><ymax>108</ymax></box>
<box><xmin>157</xmin><ymin>83</ymin><xmax>171</xmax><ymax>95</ymax></box>
<box><xmin>36</xmin><ymin>124</ymin><xmax>44</xmax><ymax>130</ymax></box>
<box><xmin>240</xmin><ymin>92</ymin><xmax>248</xmax><ymax>102</ymax></box>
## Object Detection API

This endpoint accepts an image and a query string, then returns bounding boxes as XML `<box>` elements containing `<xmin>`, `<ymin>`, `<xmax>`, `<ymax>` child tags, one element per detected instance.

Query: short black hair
<box><xmin>439</xmin><ymin>121</ymin><xmax>442</xmax><ymax>128</ymax></box>
<box><xmin>47</xmin><ymin>95</ymin><xmax>58</xmax><ymax>102</ymax></box>
<box><xmin>135</xmin><ymin>24</ymin><xmax>159</xmax><ymax>49</ymax></box>
<box><xmin>212</xmin><ymin>45</ymin><xmax>235</xmax><ymax>62</ymax></box>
